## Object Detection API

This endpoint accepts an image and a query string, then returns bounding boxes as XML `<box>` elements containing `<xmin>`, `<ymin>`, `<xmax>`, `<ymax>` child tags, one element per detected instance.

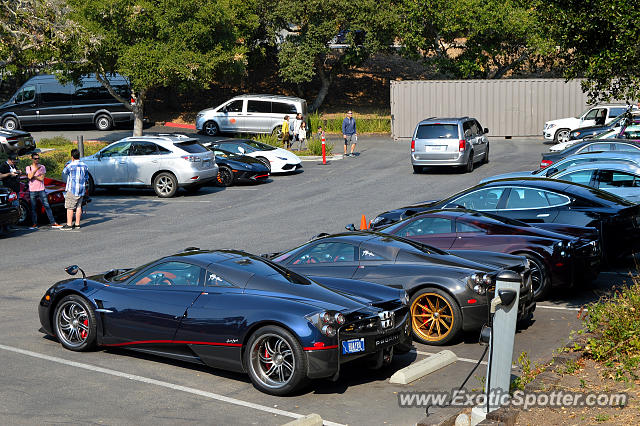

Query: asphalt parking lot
<box><xmin>1</xmin><ymin>126</ymin><xmax>636</xmax><ymax>425</ymax></box>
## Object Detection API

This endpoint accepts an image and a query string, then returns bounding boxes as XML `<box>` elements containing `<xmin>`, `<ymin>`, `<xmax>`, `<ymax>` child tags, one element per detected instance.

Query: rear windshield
<box><xmin>175</xmin><ymin>141</ymin><xmax>208</xmax><ymax>153</ymax></box>
<box><xmin>416</xmin><ymin>124</ymin><xmax>459</xmax><ymax>139</ymax></box>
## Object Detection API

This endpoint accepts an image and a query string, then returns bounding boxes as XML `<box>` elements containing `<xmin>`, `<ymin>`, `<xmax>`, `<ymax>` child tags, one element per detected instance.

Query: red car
<box><xmin>377</xmin><ymin>208</ymin><xmax>601</xmax><ymax>300</ymax></box>
<box><xmin>17</xmin><ymin>176</ymin><xmax>90</xmax><ymax>225</ymax></box>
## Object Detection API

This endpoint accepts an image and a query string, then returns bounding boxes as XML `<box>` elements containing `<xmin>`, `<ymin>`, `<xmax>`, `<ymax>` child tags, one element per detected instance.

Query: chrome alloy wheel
<box><xmin>156</xmin><ymin>175</ymin><xmax>174</xmax><ymax>196</ymax></box>
<box><xmin>249</xmin><ymin>333</ymin><xmax>295</xmax><ymax>389</ymax></box>
<box><xmin>55</xmin><ymin>300</ymin><xmax>90</xmax><ymax>349</ymax></box>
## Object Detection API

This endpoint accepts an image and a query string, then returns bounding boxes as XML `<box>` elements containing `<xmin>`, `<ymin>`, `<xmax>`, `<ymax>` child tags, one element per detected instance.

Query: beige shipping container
<box><xmin>390</xmin><ymin>79</ymin><xmax>590</xmax><ymax>139</ymax></box>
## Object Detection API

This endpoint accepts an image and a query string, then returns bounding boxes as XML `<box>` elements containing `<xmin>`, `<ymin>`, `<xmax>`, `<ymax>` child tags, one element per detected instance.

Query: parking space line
<box><xmin>535</xmin><ymin>305</ymin><xmax>581</xmax><ymax>311</ymax></box>
<box><xmin>0</xmin><ymin>344</ymin><xmax>345</xmax><ymax>426</ymax></box>
<box><xmin>412</xmin><ymin>349</ymin><xmax>518</xmax><ymax>369</ymax></box>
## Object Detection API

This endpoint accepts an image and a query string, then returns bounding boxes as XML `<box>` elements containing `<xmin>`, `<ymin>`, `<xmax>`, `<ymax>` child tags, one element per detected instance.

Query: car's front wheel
<box><xmin>153</xmin><ymin>172</ymin><xmax>178</xmax><ymax>198</ymax></box>
<box><xmin>95</xmin><ymin>114</ymin><xmax>113</xmax><ymax>131</ymax></box>
<box><xmin>410</xmin><ymin>288</ymin><xmax>462</xmax><ymax>345</ymax></box>
<box><xmin>2</xmin><ymin>116</ymin><xmax>19</xmax><ymax>131</ymax></box>
<box><xmin>87</xmin><ymin>174</ymin><xmax>96</xmax><ymax>196</ymax></box>
<box><xmin>483</xmin><ymin>145</ymin><xmax>489</xmax><ymax>164</ymax></box>
<box><xmin>204</xmin><ymin>121</ymin><xmax>219</xmax><ymax>136</ymax></box>
<box><xmin>53</xmin><ymin>295</ymin><xmax>97</xmax><ymax>352</ymax></box>
<box><xmin>554</xmin><ymin>128</ymin><xmax>570</xmax><ymax>143</ymax></box>
<box><xmin>245</xmin><ymin>325</ymin><xmax>308</xmax><ymax>395</ymax></box>
<box><xmin>17</xmin><ymin>199</ymin><xmax>30</xmax><ymax>225</ymax></box>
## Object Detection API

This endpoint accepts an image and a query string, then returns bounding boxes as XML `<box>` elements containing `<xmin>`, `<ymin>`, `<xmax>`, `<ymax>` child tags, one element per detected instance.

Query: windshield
<box><xmin>213</xmin><ymin>149</ymin><xmax>241</xmax><ymax>159</ymax></box>
<box><xmin>112</xmin><ymin>260</ymin><xmax>156</xmax><ymax>282</ymax></box>
<box><xmin>246</xmin><ymin>140</ymin><xmax>277</xmax><ymax>151</ymax></box>
<box><xmin>577</xmin><ymin>106</ymin><xmax>593</xmax><ymax>119</ymax></box>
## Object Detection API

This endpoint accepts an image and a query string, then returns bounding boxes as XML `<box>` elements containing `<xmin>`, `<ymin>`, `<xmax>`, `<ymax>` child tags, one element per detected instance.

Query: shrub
<box><xmin>307</xmin><ymin>138</ymin><xmax>333</xmax><ymax>156</ymax></box>
<box><xmin>37</xmin><ymin>136</ymin><xmax>74</xmax><ymax>147</ymax></box>
<box><xmin>308</xmin><ymin>112</ymin><xmax>390</xmax><ymax>134</ymax></box>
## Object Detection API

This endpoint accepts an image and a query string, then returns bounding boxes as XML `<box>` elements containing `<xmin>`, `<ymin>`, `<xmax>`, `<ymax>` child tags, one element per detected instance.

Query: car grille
<box><xmin>341</xmin><ymin>306</ymin><xmax>408</xmax><ymax>335</ymax></box>
<box><xmin>281</xmin><ymin>163</ymin><xmax>295</xmax><ymax>170</ymax></box>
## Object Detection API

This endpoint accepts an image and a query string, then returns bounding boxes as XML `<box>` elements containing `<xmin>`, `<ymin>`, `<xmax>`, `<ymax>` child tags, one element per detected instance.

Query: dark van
<box><xmin>0</xmin><ymin>74</ymin><xmax>133</xmax><ymax>131</ymax></box>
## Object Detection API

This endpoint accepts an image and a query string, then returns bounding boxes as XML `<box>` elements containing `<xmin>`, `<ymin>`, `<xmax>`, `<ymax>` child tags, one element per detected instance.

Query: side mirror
<box><xmin>65</xmin><ymin>265</ymin><xmax>79</xmax><ymax>276</ymax></box>
<box><xmin>484</xmin><ymin>128</ymin><xmax>489</xmax><ymax>134</ymax></box>
<box><xmin>345</xmin><ymin>224</ymin><xmax>356</xmax><ymax>231</ymax></box>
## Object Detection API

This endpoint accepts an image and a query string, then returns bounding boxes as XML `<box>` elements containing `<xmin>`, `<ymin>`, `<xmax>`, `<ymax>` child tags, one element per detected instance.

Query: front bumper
<box><xmin>1</xmin><ymin>136</ymin><xmax>36</xmax><ymax>154</ymax></box>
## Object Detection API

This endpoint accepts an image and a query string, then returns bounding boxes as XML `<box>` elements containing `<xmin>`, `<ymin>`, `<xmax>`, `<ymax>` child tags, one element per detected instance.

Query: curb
<box><xmin>281</xmin><ymin>413</ymin><xmax>323</xmax><ymax>426</ymax></box>
<box><xmin>390</xmin><ymin>350</ymin><xmax>457</xmax><ymax>384</ymax></box>
<box><xmin>163</xmin><ymin>121</ymin><xmax>196</xmax><ymax>130</ymax></box>
<box><xmin>299</xmin><ymin>154</ymin><xmax>344</xmax><ymax>162</ymax></box>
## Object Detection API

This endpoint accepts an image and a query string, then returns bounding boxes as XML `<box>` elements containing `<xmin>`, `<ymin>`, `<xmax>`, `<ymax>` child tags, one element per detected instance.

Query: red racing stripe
<box><xmin>103</xmin><ymin>340</ymin><xmax>242</xmax><ymax>347</ymax></box>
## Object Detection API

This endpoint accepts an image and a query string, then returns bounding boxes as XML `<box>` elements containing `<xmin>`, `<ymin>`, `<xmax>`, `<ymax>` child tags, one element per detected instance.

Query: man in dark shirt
<box><xmin>0</xmin><ymin>153</ymin><xmax>21</xmax><ymax>193</ymax></box>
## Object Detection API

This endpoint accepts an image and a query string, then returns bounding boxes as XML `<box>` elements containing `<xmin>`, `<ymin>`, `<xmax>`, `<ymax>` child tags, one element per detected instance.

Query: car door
<box><xmin>444</xmin><ymin>187</ymin><xmax>508</xmax><ymax>214</ymax></box>
<box><xmin>283</xmin><ymin>241</ymin><xmax>359</xmax><ymax>278</ymax></box>
<box><xmin>127</xmin><ymin>141</ymin><xmax>165</xmax><ymax>185</ymax></box>
<box><xmin>390</xmin><ymin>216</ymin><xmax>457</xmax><ymax>250</ymax></box>
<box><xmin>496</xmin><ymin>187</ymin><xmax>569</xmax><ymax>223</ymax></box>
<box><xmin>217</xmin><ymin>99</ymin><xmax>245</xmax><ymax>132</ymax></box>
<box><xmin>351</xmin><ymin>244</ymin><xmax>402</xmax><ymax>287</ymax></box>
<box><xmin>450</xmin><ymin>220</ymin><xmax>491</xmax><ymax>250</ymax></box>
<box><xmin>580</xmin><ymin>108</ymin><xmax>604</xmax><ymax>127</ymax></box>
<box><xmin>12</xmin><ymin>84</ymin><xmax>39</xmax><ymax>126</ymax></box>
<box><xmin>575</xmin><ymin>142</ymin><xmax>615</xmax><ymax>154</ymax></box>
<box><xmin>555</xmin><ymin>169</ymin><xmax>597</xmax><ymax>187</ymax></box>
<box><xmin>471</xmin><ymin>120</ymin><xmax>487</xmax><ymax>158</ymax></box>
<box><xmin>37</xmin><ymin>81</ymin><xmax>73</xmax><ymax>125</ymax></box>
<box><xmin>92</xmin><ymin>141</ymin><xmax>131</xmax><ymax>184</ymax></box>
<box><xmin>92</xmin><ymin>261</ymin><xmax>205</xmax><ymax>345</ymax></box>
<box><xmin>245</xmin><ymin>100</ymin><xmax>272</xmax><ymax>133</ymax></box>
<box><xmin>595</xmin><ymin>169</ymin><xmax>640</xmax><ymax>202</ymax></box>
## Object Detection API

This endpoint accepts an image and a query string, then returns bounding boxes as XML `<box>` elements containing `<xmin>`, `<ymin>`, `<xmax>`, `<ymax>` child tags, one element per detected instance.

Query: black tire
<box><xmin>2</xmin><ymin>116</ymin><xmax>19</xmax><ymax>130</ymax></box>
<box><xmin>412</xmin><ymin>165</ymin><xmax>423</xmax><ymax>174</ymax></box>
<box><xmin>216</xmin><ymin>166</ymin><xmax>234</xmax><ymax>187</ymax></box>
<box><xmin>255</xmin><ymin>156</ymin><xmax>271</xmax><ymax>172</ymax></box>
<box><xmin>244</xmin><ymin>325</ymin><xmax>308</xmax><ymax>395</ymax></box>
<box><xmin>87</xmin><ymin>174</ymin><xmax>95</xmax><ymax>196</ymax></box>
<box><xmin>153</xmin><ymin>172</ymin><xmax>178</xmax><ymax>198</ymax></box>
<box><xmin>409</xmin><ymin>287</ymin><xmax>462</xmax><ymax>346</ymax></box>
<box><xmin>53</xmin><ymin>294</ymin><xmax>97</xmax><ymax>352</ymax></box>
<box><xmin>18</xmin><ymin>199</ymin><xmax>30</xmax><ymax>226</ymax></box>
<box><xmin>554</xmin><ymin>128</ymin><xmax>570</xmax><ymax>143</ymax></box>
<box><xmin>271</xmin><ymin>125</ymin><xmax>282</xmax><ymax>138</ymax></box>
<box><xmin>204</xmin><ymin>121</ymin><xmax>219</xmax><ymax>136</ymax></box>
<box><xmin>522</xmin><ymin>253</ymin><xmax>550</xmax><ymax>301</ymax></box>
<box><xmin>95</xmin><ymin>114</ymin><xmax>113</xmax><ymax>131</ymax></box>
<box><xmin>465</xmin><ymin>151</ymin><xmax>474</xmax><ymax>173</ymax></box>
<box><xmin>483</xmin><ymin>145</ymin><xmax>489</xmax><ymax>164</ymax></box>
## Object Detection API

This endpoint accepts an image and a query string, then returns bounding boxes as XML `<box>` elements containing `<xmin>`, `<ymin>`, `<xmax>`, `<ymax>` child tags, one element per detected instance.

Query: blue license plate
<box><xmin>342</xmin><ymin>338</ymin><xmax>365</xmax><ymax>354</ymax></box>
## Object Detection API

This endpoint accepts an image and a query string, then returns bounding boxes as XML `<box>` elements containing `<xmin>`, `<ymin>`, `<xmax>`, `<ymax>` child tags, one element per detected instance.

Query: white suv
<box><xmin>543</xmin><ymin>104</ymin><xmax>635</xmax><ymax>143</ymax></box>
<box><xmin>195</xmin><ymin>94</ymin><xmax>307</xmax><ymax>136</ymax></box>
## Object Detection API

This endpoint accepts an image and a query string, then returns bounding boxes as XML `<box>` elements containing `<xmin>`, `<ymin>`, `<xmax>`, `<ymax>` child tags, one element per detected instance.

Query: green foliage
<box><xmin>581</xmin><ymin>280</ymin><xmax>640</xmax><ymax>382</ymax></box>
<box><xmin>537</xmin><ymin>0</ymin><xmax>640</xmax><ymax>102</ymax></box>
<box><xmin>306</xmin><ymin>138</ymin><xmax>333</xmax><ymax>156</ymax></box>
<box><xmin>511</xmin><ymin>351</ymin><xmax>546</xmax><ymax>392</ymax></box>
<box><xmin>308</xmin><ymin>113</ymin><xmax>390</xmax><ymax>134</ymax></box>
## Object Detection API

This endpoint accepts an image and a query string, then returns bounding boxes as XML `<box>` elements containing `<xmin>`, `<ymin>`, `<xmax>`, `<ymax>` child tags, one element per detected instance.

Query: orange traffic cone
<box><xmin>360</xmin><ymin>214</ymin><xmax>368</xmax><ymax>230</ymax></box>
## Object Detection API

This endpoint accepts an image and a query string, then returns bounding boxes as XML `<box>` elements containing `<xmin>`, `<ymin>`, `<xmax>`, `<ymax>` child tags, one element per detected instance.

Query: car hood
<box><xmin>0</xmin><ymin>127</ymin><xmax>31</xmax><ymax>138</ymax></box>
<box><xmin>272</xmin><ymin>148</ymin><xmax>301</xmax><ymax>163</ymax></box>
<box><xmin>546</xmin><ymin>117</ymin><xmax>581</xmax><ymax>127</ymax></box>
<box><xmin>448</xmin><ymin>250</ymin><xmax>526</xmax><ymax>270</ymax></box>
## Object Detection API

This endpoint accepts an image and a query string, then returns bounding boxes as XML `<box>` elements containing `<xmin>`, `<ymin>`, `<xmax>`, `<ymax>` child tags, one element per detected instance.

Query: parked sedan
<box><xmin>370</xmin><ymin>178</ymin><xmax>640</xmax><ymax>261</ymax></box>
<box><xmin>83</xmin><ymin>134</ymin><xmax>218</xmax><ymax>197</ymax></box>
<box><xmin>17</xmin><ymin>176</ymin><xmax>90</xmax><ymax>225</ymax></box>
<box><xmin>211</xmin><ymin>148</ymin><xmax>270</xmax><ymax>187</ymax></box>
<box><xmin>480</xmin><ymin>151</ymin><xmax>640</xmax><ymax>184</ymax></box>
<box><xmin>38</xmin><ymin>249</ymin><xmax>410</xmax><ymax>395</ymax></box>
<box><xmin>374</xmin><ymin>209</ymin><xmax>601</xmax><ymax>299</ymax></box>
<box><xmin>266</xmin><ymin>232</ymin><xmax>535</xmax><ymax>345</ymax></box>
<box><xmin>0</xmin><ymin>127</ymin><xmax>36</xmax><ymax>154</ymax></box>
<box><xmin>541</xmin><ymin>139</ymin><xmax>640</xmax><ymax>169</ymax></box>
<box><xmin>550</xmin><ymin>162</ymin><xmax>640</xmax><ymax>203</ymax></box>
<box><xmin>203</xmin><ymin>139</ymin><xmax>302</xmax><ymax>174</ymax></box>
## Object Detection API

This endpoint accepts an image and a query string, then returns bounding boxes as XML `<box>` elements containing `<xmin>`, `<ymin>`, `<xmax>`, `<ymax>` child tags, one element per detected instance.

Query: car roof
<box><xmin>115</xmin><ymin>134</ymin><xmax>202</xmax><ymax>148</ymax></box>
<box><xmin>568</xmin><ymin>151</ymin><xmax>640</xmax><ymax>159</ymax></box>
<box><xmin>558</xmin><ymin>161</ymin><xmax>640</xmax><ymax>174</ymax></box>
<box><xmin>230</xmin><ymin>94</ymin><xmax>305</xmax><ymax>102</ymax></box>
<box><xmin>417</xmin><ymin>117</ymin><xmax>470</xmax><ymax>125</ymax></box>
<box><xmin>26</xmin><ymin>74</ymin><xmax>128</xmax><ymax>82</ymax></box>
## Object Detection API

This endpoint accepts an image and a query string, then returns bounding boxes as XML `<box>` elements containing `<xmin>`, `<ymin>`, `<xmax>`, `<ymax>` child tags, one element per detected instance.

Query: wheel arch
<box><xmin>1</xmin><ymin>113</ymin><xmax>21</xmax><ymax>128</ymax></box>
<box><xmin>150</xmin><ymin>169</ymin><xmax>177</xmax><ymax>186</ymax></box>
<box><xmin>407</xmin><ymin>282</ymin><xmax>463</xmax><ymax>312</ymax></box>
<box><xmin>92</xmin><ymin>110</ymin><xmax>113</xmax><ymax>122</ymax></box>
<box><xmin>48</xmin><ymin>289</ymin><xmax>105</xmax><ymax>344</ymax></box>
<box><xmin>239</xmin><ymin>320</ymin><xmax>305</xmax><ymax>372</ymax></box>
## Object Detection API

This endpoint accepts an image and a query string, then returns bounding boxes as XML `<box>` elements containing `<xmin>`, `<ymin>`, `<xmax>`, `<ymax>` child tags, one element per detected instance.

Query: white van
<box><xmin>195</xmin><ymin>94</ymin><xmax>307</xmax><ymax>136</ymax></box>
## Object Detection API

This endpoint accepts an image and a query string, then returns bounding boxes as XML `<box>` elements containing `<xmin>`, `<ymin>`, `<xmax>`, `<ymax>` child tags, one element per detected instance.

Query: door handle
<box><xmin>537</xmin><ymin>213</ymin><xmax>550</xmax><ymax>217</ymax></box>
<box><xmin>118</xmin><ymin>161</ymin><xmax>126</xmax><ymax>164</ymax></box>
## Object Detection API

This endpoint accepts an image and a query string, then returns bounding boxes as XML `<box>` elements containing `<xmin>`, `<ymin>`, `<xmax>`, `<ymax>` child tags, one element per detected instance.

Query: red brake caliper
<box><xmin>264</xmin><ymin>346</ymin><xmax>271</xmax><ymax>367</ymax></box>
<box><xmin>80</xmin><ymin>319</ymin><xmax>88</xmax><ymax>339</ymax></box>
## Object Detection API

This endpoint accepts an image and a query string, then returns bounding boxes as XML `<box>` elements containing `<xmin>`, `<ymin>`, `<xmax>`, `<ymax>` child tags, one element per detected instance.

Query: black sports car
<box><xmin>369</xmin><ymin>178</ymin><xmax>640</xmax><ymax>261</ymax></box>
<box><xmin>211</xmin><ymin>148</ymin><xmax>270</xmax><ymax>186</ymax></box>
<box><xmin>540</xmin><ymin>139</ymin><xmax>640</xmax><ymax>169</ymax></box>
<box><xmin>266</xmin><ymin>232</ymin><xmax>535</xmax><ymax>346</ymax></box>
<box><xmin>38</xmin><ymin>249</ymin><xmax>410</xmax><ymax>395</ymax></box>
<box><xmin>569</xmin><ymin>113</ymin><xmax>640</xmax><ymax>140</ymax></box>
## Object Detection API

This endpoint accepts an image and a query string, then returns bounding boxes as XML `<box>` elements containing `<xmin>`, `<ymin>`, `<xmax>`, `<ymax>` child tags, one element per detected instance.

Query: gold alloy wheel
<box><xmin>411</xmin><ymin>292</ymin><xmax>455</xmax><ymax>342</ymax></box>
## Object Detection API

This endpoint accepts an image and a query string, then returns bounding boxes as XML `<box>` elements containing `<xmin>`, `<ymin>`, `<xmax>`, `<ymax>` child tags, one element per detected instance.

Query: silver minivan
<box><xmin>83</xmin><ymin>134</ymin><xmax>218</xmax><ymax>198</ymax></box>
<box><xmin>195</xmin><ymin>94</ymin><xmax>307</xmax><ymax>136</ymax></box>
<box><xmin>410</xmin><ymin>117</ymin><xmax>489</xmax><ymax>173</ymax></box>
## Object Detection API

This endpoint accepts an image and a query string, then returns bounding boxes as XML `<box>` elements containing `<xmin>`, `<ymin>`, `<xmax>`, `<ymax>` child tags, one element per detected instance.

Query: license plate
<box><xmin>342</xmin><ymin>338</ymin><xmax>365</xmax><ymax>354</ymax></box>
<box><xmin>425</xmin><ymin>145</ymin><xmax>446</xmax><ymax>152</ymax></box>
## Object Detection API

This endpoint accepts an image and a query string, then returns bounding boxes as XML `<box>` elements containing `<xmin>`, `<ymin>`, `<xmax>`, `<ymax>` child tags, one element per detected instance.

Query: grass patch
<box><xmin>511</xmin><ymin>351</ymin><xmax>547</xmax><ymax>392</ymax></box>
<box><xmin>580</xmin><ymin>279</ymin><xmax>640</xmax><ymax>382</ymax></box>
<box><xmin>251</xmin><ymin>134</ymin><xmax>335</xmax><ymax>156</ymax></box>
<box><xmin>308</xmin><ymin>112</ymin><xmax>390</xmax><ymax>134</ymax></box>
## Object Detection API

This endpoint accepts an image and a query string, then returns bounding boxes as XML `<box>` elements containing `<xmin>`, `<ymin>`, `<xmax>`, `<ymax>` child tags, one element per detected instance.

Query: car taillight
<box><xmin>8</xmin><ymin>192</ymin><xmax>17</xmax><ymax>202</ymax></box>
<box><xmin>181</xmin><ymin>155</ymin><xmax>201</xmax><ymax>162</ymax></box>
<box><xmin>459</xmin><ymin>140</ymin><xmax>465</xmax><ymax>152</ymax></box>
<box><xmin>540</xmin><ymin>159</ymin><xmax>553</xmax><ymax>168</ymax></box>
<box><xmin>411</xmin><ymin>140</ymin><xmax>415</xmax><ymax>152</ymax></box>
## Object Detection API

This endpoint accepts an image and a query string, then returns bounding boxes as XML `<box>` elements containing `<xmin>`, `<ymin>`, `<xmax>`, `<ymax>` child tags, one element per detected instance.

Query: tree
<box><xmin>399</xmin><ymin>0</ymin><xmax>543</xmax><ymax>79</ymax></box>
<box><xmin>537</xmin><ymin>0</ymin><xmax>640</xmax><ymax>102</ymax></box>
<box><xmin>62</xmin><ymin>0</ymin><xmax>259</xmax><ymax>135</ymax></box>
<box><xmin>265</xmin><ymin>0</ymin><xmax>399</xmax><ymax>112</ymax></box>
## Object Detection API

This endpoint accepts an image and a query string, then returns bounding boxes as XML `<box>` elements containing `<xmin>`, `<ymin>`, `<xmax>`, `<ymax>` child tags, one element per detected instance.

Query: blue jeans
<box><xmin>29</xmin><ymin>190</ymin><xmax>56</xmax><ymax>225</ymax></box>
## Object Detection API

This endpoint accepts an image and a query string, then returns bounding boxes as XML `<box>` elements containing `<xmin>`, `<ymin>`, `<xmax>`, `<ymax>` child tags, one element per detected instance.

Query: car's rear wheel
<box><xmin>522</xmin><ymin>253</ymin><xmax>550</xmax><ymax>301</ymax></box>
<box><xmin>18</xmin><ymin>199</ymin><xmax>30</xmax><ymax>225</ymax></box>
<box><xmin>204</xmin><ymin>121</ymin><xmax>219</xmax><ymax>136</ymax></box>
<box><xmin>256</xmin><ymin>156</ymin><xmax>271</xmax><ymax>173</ymax></box>
<box><xmin>2</xmin><ymin>116</ymin><xmax>19</xmax><ymax>131</ymax></box>
<box><xmin>412</xmin><ymin>165</ymin><xmax>423</xmax><ymax>174</ymax></box>
<box><xmin>410</xmin><ymin>288</ymin><xmax>462</xmax><ymax>345</ymax></box>
<box><xmin>53</xmin><ymin>295</ymin><xmax>97</xmax><ymax>352</ymax></box>
<box><xmin>216</xmin><ymin>166</ymin><xmax>234</xmax><ymax>187</ymax></box>
<box><xmin>95</xmin><ymin>114</ymin><xmax>113</xmax><ymax>131</ymax></box>
<box><xmin>153</xmin><ymin>172</ymin><xmax>178</xmax><ymax>198</ymax></box>
<box><xmin>554</xmin><ymin>128</ymin><xmax>570</xmax><ymax>143</ymax></box>
<box><xmin>271</xmin><ymin>126</ymin><xmax>282</xmax><ymax>138</ymax></box>
<box><xmin>465</xmin><ymin>151</ymin><xmax>474</xmax><ymax>173</ymax></box>
<box><xmin>245</xmin><ymin>325</ymin><xmax>307</xmax><ymax>395</ymax></box>
<box><xmin>87</xmin><ymin>174</ymin><xmax>95</xmax><ymax>196</ymax></box>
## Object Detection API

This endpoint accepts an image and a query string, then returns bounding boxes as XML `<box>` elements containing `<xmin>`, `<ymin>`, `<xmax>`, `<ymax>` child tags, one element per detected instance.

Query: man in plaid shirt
<box><xmin>60</xmin><ymin>148</ymin><xmax>88</xmax><ymax>230</ymax></box>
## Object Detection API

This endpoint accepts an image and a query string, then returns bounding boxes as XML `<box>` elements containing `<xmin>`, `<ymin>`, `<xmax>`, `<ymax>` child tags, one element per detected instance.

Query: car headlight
<box><xmin>573</xmin><ymin>131</ymin><xmax>581</xmax><ymax>137</ymax></box>
<box><xmin>306</xmin><ymin>311</ymin><xmax>345</xmax><ymax>337</ymax></box>
<box><xmin>468</xmin><ymin>273</ymin><xmax>493</xmax><ymax>295</ymax></box>
<box><xmin>196</xmin><ymin>113</ymin><xmax>204</xmax><ymax>119</ymax></box>
<box><xmin>547</xmin><ymin>123</ymin><xmax>556</xmax><ymax>129</ymax></box>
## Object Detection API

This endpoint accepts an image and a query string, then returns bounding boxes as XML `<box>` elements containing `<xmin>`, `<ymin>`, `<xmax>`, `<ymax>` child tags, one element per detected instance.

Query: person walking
<box><xmin>342</xmin><ymin>110</ymin><xmax>357</xmax><ymax>157</ymax></box>
<box><xmin>0</xmin><ymin>153</ymin><xmax>21</xmax><ymax>193</ymax></box>
<box><xmin>26</xmin><ymin>153</ymin><xmax>60</xmax><ymax>228</ymax></box>
<box><xmin>292</xmin><ymin>113</ymin><xmax>303</xmax><ymax>148</ymax></box>
<box><xmin>281</xmin><ymin>115</ymin><xmax>291</xmax><ymax>149</ymax></box>
<box><xmin>60</xmin><ymin>148</ymin><xmax>88</xmax><ymax>231</ymax></box>
<box><xmin>296</xmin><ymin>121</ymin><xmax>307</xmax><ymax>151</ymax></box>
